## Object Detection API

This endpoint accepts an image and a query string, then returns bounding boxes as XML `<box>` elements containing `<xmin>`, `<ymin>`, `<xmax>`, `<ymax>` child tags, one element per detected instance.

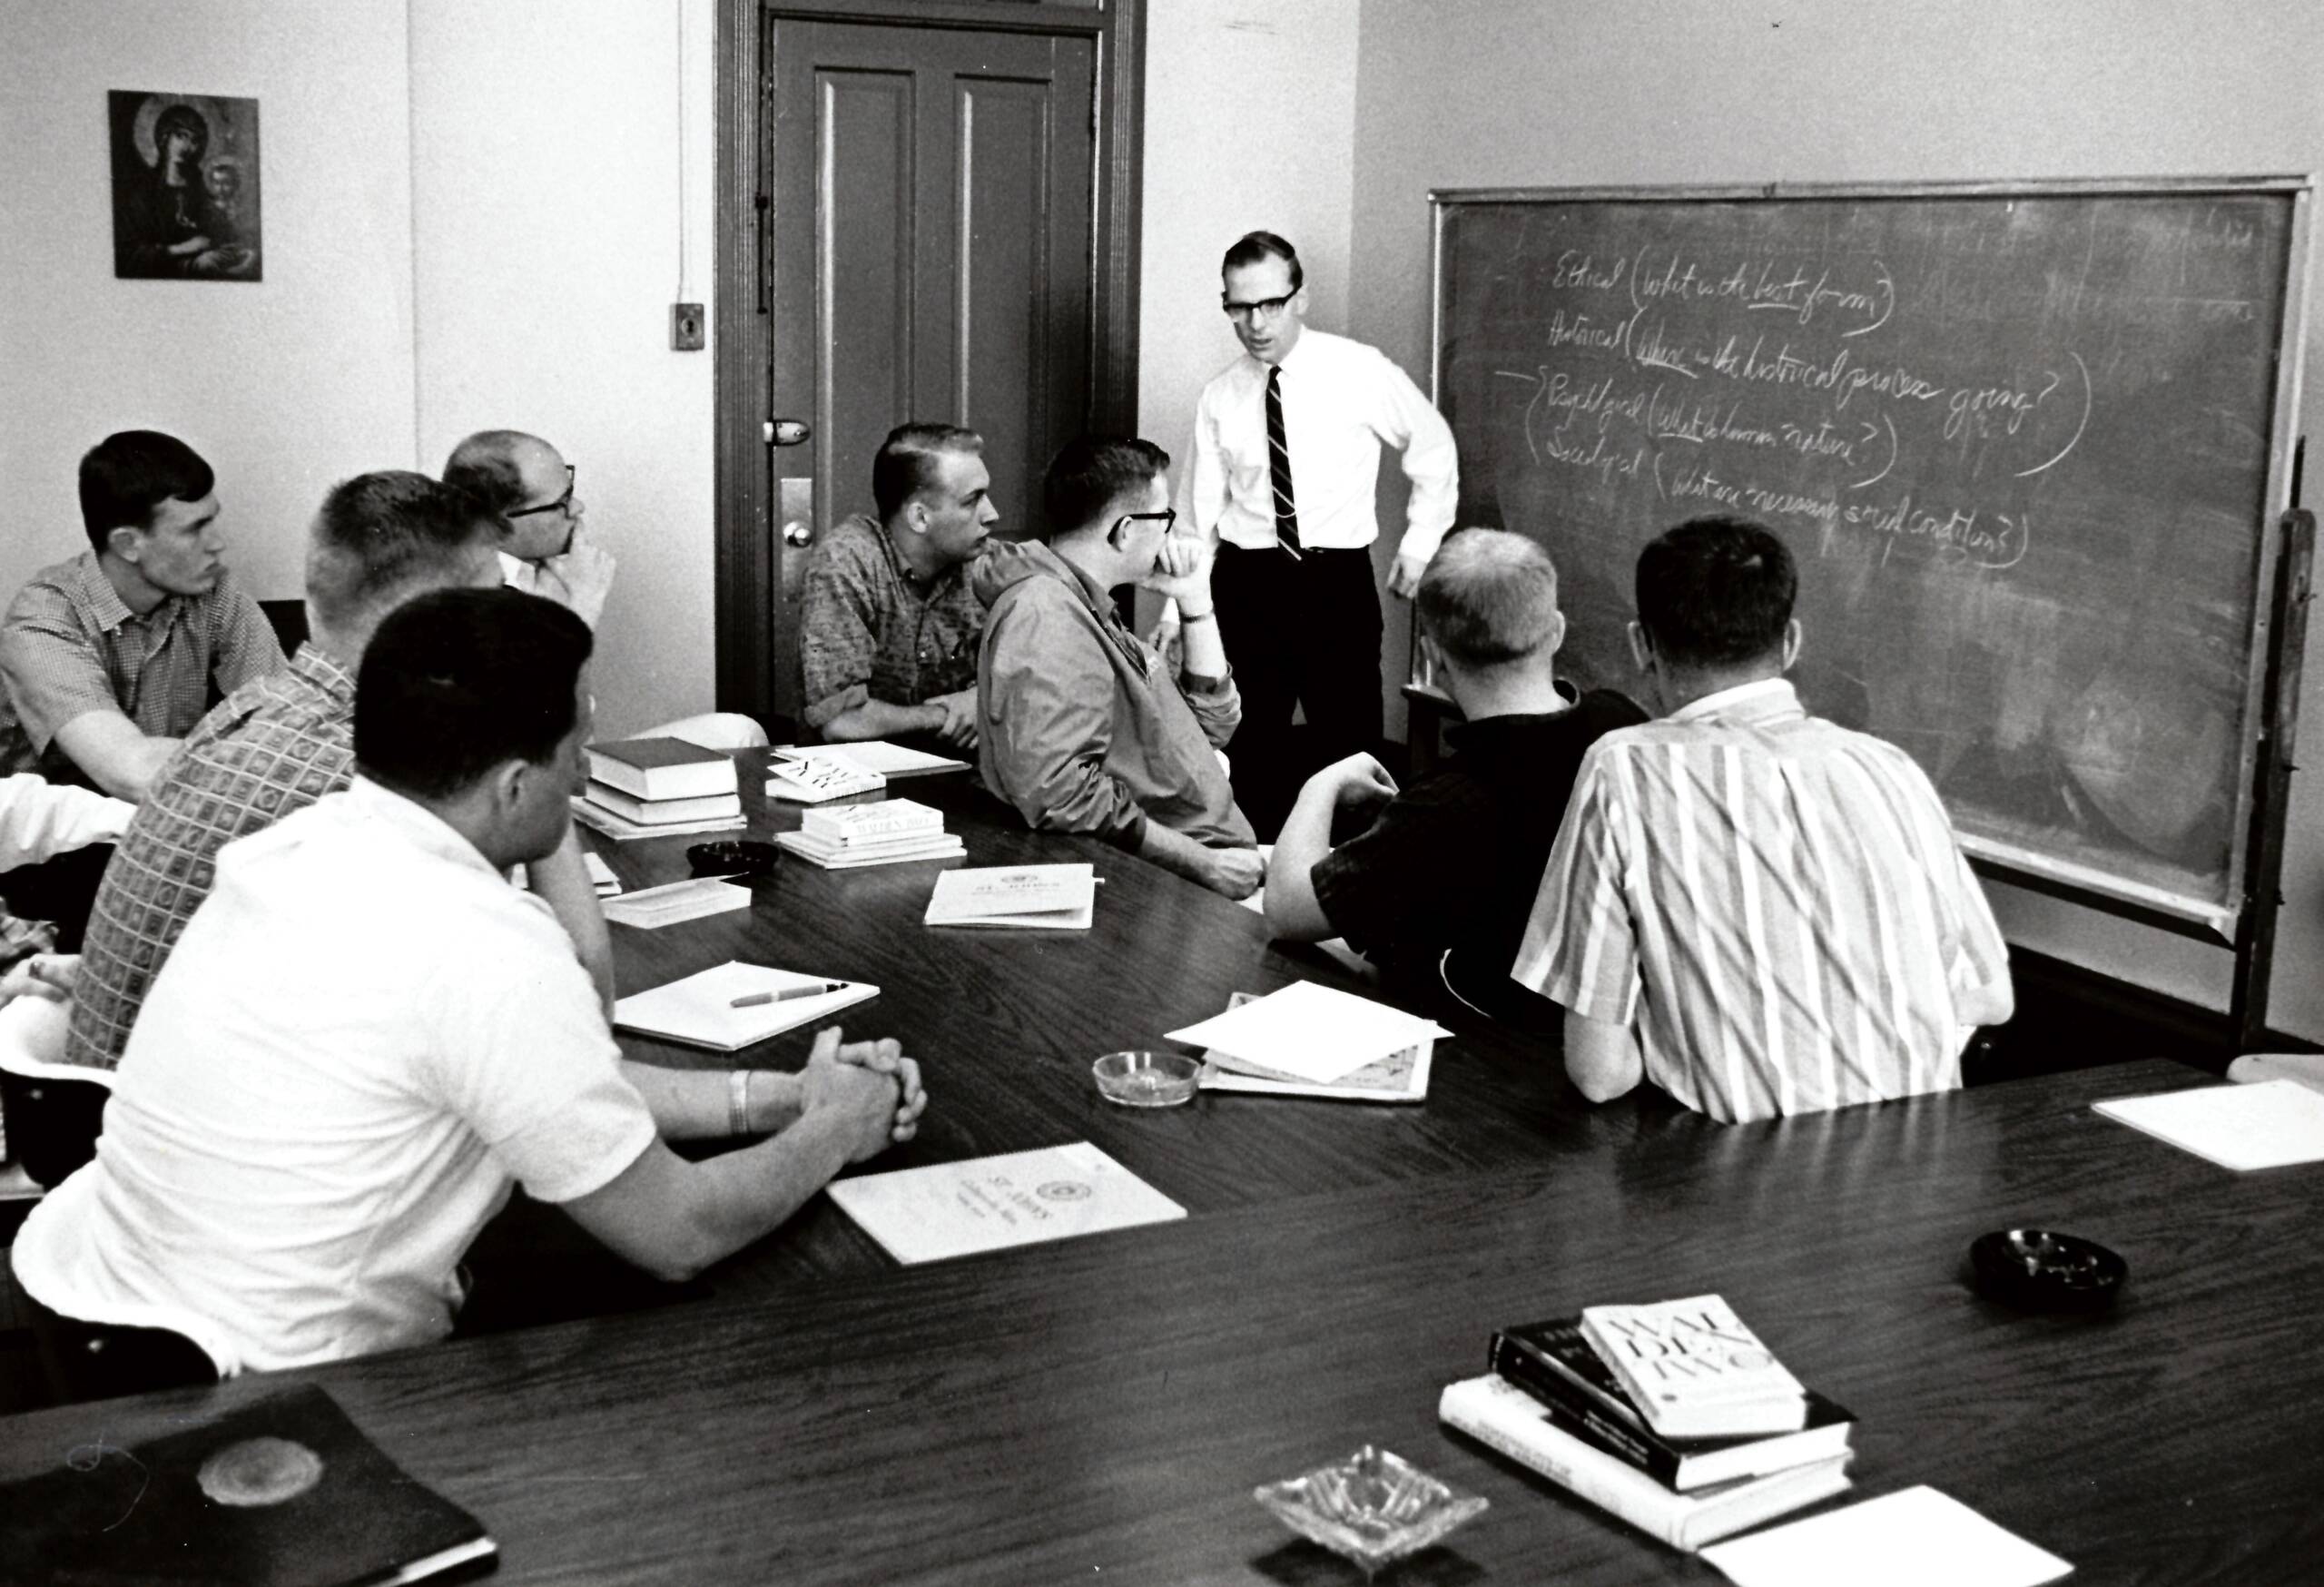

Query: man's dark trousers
<box><xmin>1211</xmin><ymin>542</ymin><xmax>1383</xmax><ymax>838</ymax></box>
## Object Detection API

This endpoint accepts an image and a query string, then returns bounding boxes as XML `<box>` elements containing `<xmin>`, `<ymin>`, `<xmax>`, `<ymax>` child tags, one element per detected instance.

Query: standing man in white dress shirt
<box><xmin>1185</xmin><ymin>231</ymin><xmax>1458</xmax><ymax>833</ymax></box>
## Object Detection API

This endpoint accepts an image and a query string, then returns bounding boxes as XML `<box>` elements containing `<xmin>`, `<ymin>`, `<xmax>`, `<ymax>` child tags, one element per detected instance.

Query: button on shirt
<box><xmin>799</xmin><ymin>514</ymin><xmax>982</xmax><ymax>731</ymax></box>
<box><xmin>0</xmin><ymin>550</ymin><xmax>284</xmax><ymax>781</ymax></box>
<box><xmin>15</xmin><ymin>777</ymin><xmax>658</xmax><ymax>1371</ymax></box>
<box><xmin>1187</xmin><ymin>329</ymin><xmax>1459</xmax><ymax>561</ymax></box>
<box><xmin>66</xmin><ymin>643</ymin><xmax>359</xmax><ymax>1071</ymax></box>
<box><xmin>1512</xmin><ymin>679</ymin><xmax>2009</xmax><ymax>1124</ymax></box>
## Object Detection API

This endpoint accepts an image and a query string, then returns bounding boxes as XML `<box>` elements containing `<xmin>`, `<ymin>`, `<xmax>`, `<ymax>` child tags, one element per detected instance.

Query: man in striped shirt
<box><xmin>1512</xmin><ymin>516</ymin><xmax>2011</xmax><ymax>1124</ymax></box>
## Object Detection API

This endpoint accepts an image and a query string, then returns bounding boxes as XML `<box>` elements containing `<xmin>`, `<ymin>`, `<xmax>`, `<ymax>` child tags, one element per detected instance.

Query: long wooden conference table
<box><xmin>2</xmin><ymin>759</ymin><xmax>2318</xmax><ymax>1584</ymax></box>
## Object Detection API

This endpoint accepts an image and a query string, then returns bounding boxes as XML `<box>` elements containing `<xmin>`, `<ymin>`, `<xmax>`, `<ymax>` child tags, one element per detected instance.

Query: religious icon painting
<box><xmin>109</xmin><ymin>90</ymin><xmax>262</xmax><ymax>281</ymax></box>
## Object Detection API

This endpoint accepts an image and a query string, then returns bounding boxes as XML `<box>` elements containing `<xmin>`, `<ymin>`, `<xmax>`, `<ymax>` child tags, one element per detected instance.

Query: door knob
<box><xmin>783</xmin><ymin>519</ymin><xmax>814</xmax><ymax>547</ymax></box>
<box><xmin>763</xmin><ymin>419</ymin><xmax>812</xmax><ymax>447</ymax></box>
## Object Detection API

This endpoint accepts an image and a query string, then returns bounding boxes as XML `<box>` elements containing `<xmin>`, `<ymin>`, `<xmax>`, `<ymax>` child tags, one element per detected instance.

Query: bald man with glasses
<box><xmin>1184</xmin><ymin>231</ymin><xmax>1457</xmax><ymax>836</ymax></box>
<box><xmin>443</xmin><ymin>430</ymin><xmax>616</xmax><ymax>627</ymax></box>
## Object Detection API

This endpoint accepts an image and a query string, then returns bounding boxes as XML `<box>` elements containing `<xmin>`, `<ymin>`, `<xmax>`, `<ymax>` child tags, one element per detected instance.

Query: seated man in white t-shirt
<box><xmin>14</xmin><ymin>586</ymin><xmax>925</xmax><ymax>1379</ymax></box>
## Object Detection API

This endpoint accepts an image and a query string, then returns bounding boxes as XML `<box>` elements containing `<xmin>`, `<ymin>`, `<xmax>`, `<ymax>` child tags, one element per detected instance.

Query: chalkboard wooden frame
<box><xmin>1425</xmin><ymin>176</ymin><xmax>2314</xmax><ymax>943</ymax></box>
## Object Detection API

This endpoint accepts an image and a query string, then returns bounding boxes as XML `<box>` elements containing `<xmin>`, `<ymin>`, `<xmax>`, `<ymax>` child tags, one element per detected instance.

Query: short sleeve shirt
<box><xmin>14</xmin><ymin>777</ymin><xmax>657</xmax><ymax>1372</ymax></box>
<box><xmin>65</xmin><ymin>643</ymin><xmax>359</xmax><ymax>1070</ymax></box>
<box><xmin>0</xmin><ymin>550</ymin><xmax>285</xmax><ymax>782</ymax></box>
<box><xmin>798</xmin><ymin>515</ymin><xmax>982</xmax><ymax>730</ymax></box>
<box><xmin>1308</xmin><ymin>690</ymin><xmax>1646</xmax><ymax>1003</ymax></box>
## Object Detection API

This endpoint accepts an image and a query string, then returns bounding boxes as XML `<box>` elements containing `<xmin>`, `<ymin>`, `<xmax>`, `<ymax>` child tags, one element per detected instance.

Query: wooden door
<box><xmin>753</xmin><ymin>16</ymin><xmax>1096</xmax><ymax>723</ymax></box>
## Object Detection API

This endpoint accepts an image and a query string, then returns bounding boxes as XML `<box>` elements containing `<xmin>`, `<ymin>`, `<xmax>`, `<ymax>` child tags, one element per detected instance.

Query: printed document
<box><xmin>827</xmin><ymin>1142</ymin><xmax>1185</xmax><ymax>1264</ymax></box>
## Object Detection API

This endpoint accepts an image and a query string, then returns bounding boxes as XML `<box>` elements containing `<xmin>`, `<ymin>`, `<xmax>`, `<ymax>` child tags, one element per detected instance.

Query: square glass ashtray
<box><xmin>1253</xmin><ymin>1444</ymin><xmax>1488</xmax><ymax>1574</ymax></box>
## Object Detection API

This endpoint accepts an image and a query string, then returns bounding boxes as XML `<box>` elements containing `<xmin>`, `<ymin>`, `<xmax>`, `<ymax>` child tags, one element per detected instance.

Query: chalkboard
<box><xmin>1432</xmin><ymin>180</ymin><xmax>2311</xmax><ymax>934</ymax></box>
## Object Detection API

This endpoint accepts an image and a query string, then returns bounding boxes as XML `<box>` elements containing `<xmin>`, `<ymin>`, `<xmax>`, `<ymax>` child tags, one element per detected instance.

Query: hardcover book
<box><xmin>1491</xmin><ymin>1317</ymin><xmax>1853</xmax><ymax>1490</ymax></box>
<box><xmin>1580</xmin><ymin>1296</ymin><xmax>1808</xmax><ymax>1438</ymax></box>
<box><xmin>586</xmin><ymin>735</ymin><xmax>738</xmax><ymax>801</ymax></box>
<box><xmin>773</xmin><ymin>829</ymin><xmax>966</xmax><ymax>870</ymax></box>
<box><xmin>0</xmin><ymin>1384</ymin><xmax>495</xmax><ymax>1586</ymax></box>
<box><xmin>1438</xmin><ymin>1375</ymin><xmax>1850</xmax><ymax>1554</ymax></box>
<box><xmin>580</xmin><ymin>781</ymin><xmax>743</xmax><ymax>825</ymax></box>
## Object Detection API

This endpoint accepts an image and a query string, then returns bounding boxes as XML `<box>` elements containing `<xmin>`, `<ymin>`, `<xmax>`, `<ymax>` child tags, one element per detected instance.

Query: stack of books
<box><xmin>576</xmin><ymin>737</ymin><xmax>745</xmax><ymax>840</ymax></box>
<box><xmin>773</xmin><ymin>798</ymin><xmax>964</xmax><ymax>869</ymax></box>
<box><xmin>1440</xmin><ymin>1294</ymin><xmax>1854</xmax><ymax>1552</ymax></box>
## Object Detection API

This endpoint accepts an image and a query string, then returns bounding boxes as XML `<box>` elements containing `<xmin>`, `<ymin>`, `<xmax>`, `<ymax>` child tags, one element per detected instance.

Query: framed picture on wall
<box><xmin>108</xmin><ymin>90</ymin><xmax>261</xmax><ymax>281</ymax></box>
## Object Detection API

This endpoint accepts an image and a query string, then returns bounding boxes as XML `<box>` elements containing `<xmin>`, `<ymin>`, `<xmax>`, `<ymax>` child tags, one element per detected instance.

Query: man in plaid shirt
<box><xmin>0</xmin><ymin>431</ymin><xmax>284</xmax><ymax>802</ymax></box>
<box><xmin>63</xmin><ymin>470</ymin><xmax>625</xmax><ymax>1072</ymax></box>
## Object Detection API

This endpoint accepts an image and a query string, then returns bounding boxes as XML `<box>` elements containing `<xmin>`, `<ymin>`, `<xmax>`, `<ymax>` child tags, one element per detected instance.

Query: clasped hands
<box><xmin>801</xmin><ymin>1026</ymin><xmax>926</xmax><ymax>1160</ymax></box>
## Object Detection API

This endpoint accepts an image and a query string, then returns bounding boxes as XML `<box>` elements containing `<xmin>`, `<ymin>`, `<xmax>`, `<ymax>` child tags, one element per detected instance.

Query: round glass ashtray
<box><xmin>1091</xmin><ymin>1050</ymin><xmax>1200</xmax><ymax>1108</ymax></box>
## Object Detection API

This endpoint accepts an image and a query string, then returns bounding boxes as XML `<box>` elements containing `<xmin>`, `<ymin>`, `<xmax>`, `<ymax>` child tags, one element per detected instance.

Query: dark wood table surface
<box><xmin>4</xmin><ymin>759</ymin><xmax>2318</xmax><ymax>1584</ymax></box>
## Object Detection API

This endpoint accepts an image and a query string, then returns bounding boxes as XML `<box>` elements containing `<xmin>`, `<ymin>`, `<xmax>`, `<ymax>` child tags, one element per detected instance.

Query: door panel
<box><xmin>764</xmin><ymin>17</ymin><xmax>1097</xmax><ymax>720</ymax></box>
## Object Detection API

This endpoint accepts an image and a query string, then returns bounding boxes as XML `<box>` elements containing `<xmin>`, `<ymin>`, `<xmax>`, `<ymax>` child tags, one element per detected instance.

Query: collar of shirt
<box><xmin>1029</xmin><ymin>541</ymin><xmax>1150</xmax><ymax>677</ymax></box>
<box><xmin>285</xmin><ymin>641</ymin><xmax>356</xmax><ymax>706</ymax></box>
<box><xmin>341</xmin><ymin>774</ymin><xmax>509</xmax><ymax>882</ymax></box>
<box><xmin>66</xmin><ymin>548</ymin><xmax>171</xmax><ymax>637</ymax></box>
<box><xmin>873</xmin><ymin>517</ymin><xmax>966</xmax><ymax>602</ymax></box>
<box><xmin>1444</xmin><ymin>680</ymin><xmax>1582</xmax><ymax>753</ymax></box>
<box><xmin>1669</xmin><ymin>675</ymin><xmax>1802</xmax><ymax>725</ymax></box>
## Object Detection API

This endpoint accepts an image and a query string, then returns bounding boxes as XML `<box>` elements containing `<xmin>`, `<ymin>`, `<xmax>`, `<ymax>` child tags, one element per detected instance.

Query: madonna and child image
<box><xmin>109</xmin><ymin>89</ymin><xmax>261</xmax><ymax>281</ymax></box>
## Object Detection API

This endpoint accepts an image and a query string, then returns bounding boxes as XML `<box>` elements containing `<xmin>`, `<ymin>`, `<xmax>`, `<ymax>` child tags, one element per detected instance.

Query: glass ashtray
<box><xmin>1254</xmin><ymin>1444</ymin><xmax>1488</xmax><ymax>1575</ymax></box>
<box><xmin>1091</xmin><ymin>1050</ymin><xmax>1200</xmax><ymax>1108</ymax></box>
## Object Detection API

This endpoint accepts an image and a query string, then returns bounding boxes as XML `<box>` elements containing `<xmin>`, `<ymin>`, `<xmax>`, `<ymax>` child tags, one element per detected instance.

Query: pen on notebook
<box><xmin>731</xmin><ymin>982</ymin><xmax>847</xmax><ymax>1008</ymax></box>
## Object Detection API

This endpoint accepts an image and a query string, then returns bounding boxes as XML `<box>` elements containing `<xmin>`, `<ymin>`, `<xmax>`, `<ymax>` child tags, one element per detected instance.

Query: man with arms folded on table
<box><xmin>1264</xmin><ymin>529</ymin><xmax>1645</xmax><ymax>1022</ymax></box>
<box><xmin>1511</xmin><ymin>515</ymin><xmax>2013</xmax><ymax>1123</ymax></box>
<box><xmin>0</xmin><ymin>430</ymin><xmax>285</xmax><ymax>802</ymax></box>
<box><xmin>976</xmin><ymin>436</ymin><xmax>1265</xmax><ymax>901</ymax></box>
<box><xmin>442</xmin><ymin>429</ymin><xmax>616</xmax><ymax>628</ymax></box>
<box><xmin>799</xmin><ymin>422</ymin><xmax>996</xmax><ymax>753</ymax></box>
<box><xmin>63</xmin><ymin>470</ymin><xmax>603</xmax><ymax>1072</ymax></box>
<box><xmin>1185</xmin><ymin>231</ymin><xmax>1457</xmax><ymax>833</ymax></box>
<box><xmin>14</xmin><ymin>586</ymin><xmax>926</xmax><ymax>1375</ymax></box>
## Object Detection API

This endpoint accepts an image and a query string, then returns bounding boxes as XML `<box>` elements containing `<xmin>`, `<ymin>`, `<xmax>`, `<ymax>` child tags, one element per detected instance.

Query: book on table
<box><xmin>1490</xmin><ymin>1316</ymin><xmax>1853</xmax><ymax>1491</ymax></box>
<box><xmin>765</xmin><ymin>751</ymin><xmax>886</xmax><ymax>803</ymax></box>
<box><xmin>613</xmin><ymin>961</ymin><xmax>878</xmax><ymax>1050</ymax></box>
<box><xmin>1579</xmin><ymin>1294</ymin><xmax>1809</xmax><ymax>1437</ymax></box>
<box><xmin>571</xmin><ymin>795</ymin><xmax>745</xmax><ymax>842</ymax></box>
<box><xmin>800</xmin><ymin>797</ymin><xmax>944</xmax><ymax>843</ymax></box>
<box><xmin>580</xmin><ymin>780</ymin><xmax>744</xmax><ymax>826</ymax></box>
<box><xmin>773</xmin><ymin>740</ymin><xmax>970</xmax><ymax>779</ymax></box>
<box><xmin>774</xmin><ymin>829</ymin><xmax>967</xmax><ymax>870</ymax></box>
<box><xmin>1438</xmin><ymin>1374</ymin><xmax>1851</xmax><ymax>1554</ymax></box>
<box><xmin>587</xmin><ymin>735</ymin><xmax>738</xmax><ymax>801</ymax></box>
<box><xmin>0</xmin><ymin>1383</ymin><xmax>495</xmax><ymax>1585</ymax></box>
<box><xmin>923</xmin><ymin>862</ymin><xmax>1096</xmax><ymax>929</ymax></box>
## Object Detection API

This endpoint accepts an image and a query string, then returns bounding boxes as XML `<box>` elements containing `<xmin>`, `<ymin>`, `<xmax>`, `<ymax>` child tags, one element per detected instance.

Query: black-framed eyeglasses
<box><xmin>1221</xmin><ymin>294</ymin><xmax>1295</xmax><ymax>325</ymax></box>
<box><xmin>505</xmin><ymin>465</ymin><xmax>576</xmax><ymax>519</ymax></box>
<box><xmin>1110</xmin><ymin>508</ymin><xmax>1177</xmax><ymax>537</ymax></box>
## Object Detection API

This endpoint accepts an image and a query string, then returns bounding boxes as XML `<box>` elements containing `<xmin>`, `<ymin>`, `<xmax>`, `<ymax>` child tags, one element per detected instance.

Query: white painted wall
<box><xmin>1137</xmin><ymin>0</ymin><xmax>1361</xmax><ymax>461</ymax></box>
<box><xmin>1343</xmin><ymin>0</ymin><xmax>2324</xmax><ymax>1030</ymax></box>
<box><xmin>408</xmin><ymin>0</ymin><xmax>719</xmax><ymax>739</ymax></box>
<box><xmin>0</xmin><ymin>0</ymin><xmax>418</xmax><ymax>606</ymax></box>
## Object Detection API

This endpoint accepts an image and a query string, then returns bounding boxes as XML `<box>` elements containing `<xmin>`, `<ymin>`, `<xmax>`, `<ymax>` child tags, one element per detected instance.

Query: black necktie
<box><xmin>1266</xmin><ymin>365</ymin><xmax>1302</xmax><ymax>556</ymax></box>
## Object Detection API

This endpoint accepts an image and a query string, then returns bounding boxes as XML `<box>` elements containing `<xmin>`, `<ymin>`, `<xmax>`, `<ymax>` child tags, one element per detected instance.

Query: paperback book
<box><xmin>1578</xmin><ymin>1296</ymin><xmax>1808</xmax><ymax>1438</ymax></box>
<box><xmin>800</xmin><ymin>797</ymin><xmax>945</xmax><ymax>843</ymax></box>
<box><xmin>1491</xmin><ymin>1316</ymin><xmax>1853</xmax><ymax>1491</ymax></box>
<box><xmin>766</xmin><ymin>752</ymin><xmax>886</xmax><ymax>803</ymax></box>
<box><xmin>773</xmin><ymin>829</ymin><xmax>966</xmax><ymax>870</ymax></box>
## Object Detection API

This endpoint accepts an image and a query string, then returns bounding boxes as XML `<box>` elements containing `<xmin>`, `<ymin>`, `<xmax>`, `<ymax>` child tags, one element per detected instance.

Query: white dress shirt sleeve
<box><xmin>1365</xmin><ymin>350</ymin><xmax>1460</xmax><ymax>567</ymax></box>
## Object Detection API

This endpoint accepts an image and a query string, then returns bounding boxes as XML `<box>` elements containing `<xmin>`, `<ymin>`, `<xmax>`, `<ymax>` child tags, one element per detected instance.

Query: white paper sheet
<box><xmin>2093</xmin><ymin>1079</ymin><xmax>2324</xmax><ymax>1171</ymax></box>
<box><xmin>826</xmin><ymin>1142</ymin><xmax>1185</xmax><ymax>1264</ymax></box>
<box><xmin>1701</xmin><ymin>1485</ymin><xmax>2071</xmax><ymax>1587</ymax></box>
<box><xmin>773</xmin><ymin>741</ymin><xmax>968</xmax><ymax>777</ymax></box>
<box><xmin>1164</xmin><ymin>980</ymin><xmax>1449</xmax><ymax>1084</ymax></box>
<box><xmin>612</xmin><ymin>961</ymin><xmax>878</xmax><ymax>1052</ymax></box>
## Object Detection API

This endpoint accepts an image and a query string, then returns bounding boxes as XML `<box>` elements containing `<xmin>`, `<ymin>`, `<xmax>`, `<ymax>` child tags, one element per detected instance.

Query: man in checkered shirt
<box><xmin>63</xmin><ymin>470</ymin><xmax>622</xmax><ymax>1072</ymax></box>
<box><xmin>0</xmin><ymin>431</ymin><xmax>284</xmax><ymax>802</ymax></box>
